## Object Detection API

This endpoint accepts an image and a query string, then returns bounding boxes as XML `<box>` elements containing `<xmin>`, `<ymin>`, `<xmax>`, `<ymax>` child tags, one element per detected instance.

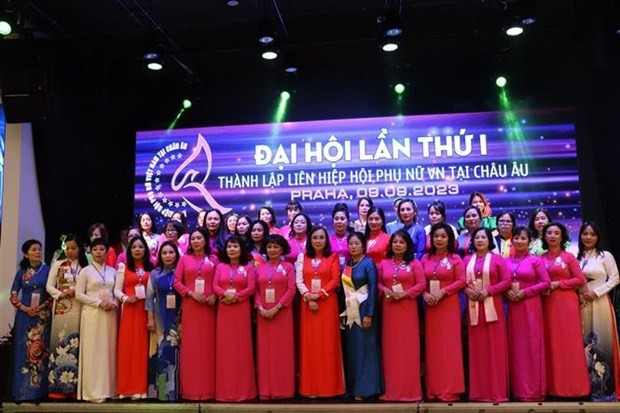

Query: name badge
<box><xmin>311</xmin><ymin>278</ymin><xmax>321</xmax><ymax>293</ymax></box>
<box><xmin>166</xmin><ymin>293</ymin><xmax>176</xmax><ymax>309</ymax></box>
<box><xmin>511</xmin><ymin>281</ymin><xmax>520</xmax><ymax>293</ymax></box>
<box><xmin>392</xmin><ymin>283</ymin><xmax>404</xmax><ymax>293</ymax></box>
<box><xmin>135</xmin><ymin>284</ymin><xmax>146</xmax><ymax>299</ymax></box>
<box><xmin>265</xmin><ymin>287</ymin><xmax>276</xmax><ymax>303</ymax></box>
<box><xmin>474</xmin><ymin>278</ymin><xmax>483</xmax><ymax>291</ymax></box>
<box><xmin>30</xmin><ymin>292</ymin><xmax>41</xmax><ymax>308</ymax></box>
<box><xmin>429</xmin><ymin>279</ymin><xmax>441</xmax><ymax>295</ymax></box>
<box><xmin>195</xmin><ymin>278</ymin><xmax>205</xmax><ymax>295</ymax></box>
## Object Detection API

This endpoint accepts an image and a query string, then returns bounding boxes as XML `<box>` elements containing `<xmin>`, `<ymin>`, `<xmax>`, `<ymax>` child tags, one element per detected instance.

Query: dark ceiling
<box><xmin>4</xmin><ymin>0</ymin><xmax>619</xmax><ymax>101</ymax></box>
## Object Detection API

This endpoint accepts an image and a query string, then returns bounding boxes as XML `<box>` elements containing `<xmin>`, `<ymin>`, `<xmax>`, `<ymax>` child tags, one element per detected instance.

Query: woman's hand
<box><xmin>464</xmin><ymin>287</ymin><xmax>479</xmax><ymax>301</ymax></box>
<box><xmin>125</xmin><ymin>295</ymin><xmax>139</xmax><ymax>304</ymax></box>
<box><xmin>362</xmin><ymin>316</ymin><xmax>372</xmax><ymax>330</ymax></box>
<box><xmin>583</xmin><ymin>290</ymin><xmax>598</xmax><ymax>301</ymax></box>
<box><xmin>205</xmin><ymin>294</ymin><xmax>217</xmax><ymax>306</ymax></box>
<box><xmin>189</xmin><ymin>291</ymin><xmax>207</xmax><ymax>304</ymax></box>
<box><xmin>308</xmin><ymin>301</ymin><xmax>319</xmax><ymax>312</ymax></box>
<box><xmin>550</xmin><ymin>281</ymin><xmax>560</xmax><ymax>290</ymax></box>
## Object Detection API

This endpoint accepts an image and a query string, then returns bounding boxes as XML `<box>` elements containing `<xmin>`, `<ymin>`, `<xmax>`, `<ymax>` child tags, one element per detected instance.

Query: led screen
<box><xmin>134</xmin><ymin>109</ymin><xmax>580</xmax><ymax>243</ymax></box>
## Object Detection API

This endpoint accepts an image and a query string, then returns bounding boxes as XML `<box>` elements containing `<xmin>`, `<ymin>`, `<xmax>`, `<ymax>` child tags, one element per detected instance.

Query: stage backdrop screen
<box><xmin>134</xmin><ymin>108</ymin><xmax>581</xmax><ymax>242</ymax></box>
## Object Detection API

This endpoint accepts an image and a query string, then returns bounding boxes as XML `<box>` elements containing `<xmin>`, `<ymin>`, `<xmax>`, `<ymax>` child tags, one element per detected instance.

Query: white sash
<box><xmin>340</xmin><ymin>266</ymin><xmax>368</xmax><ymax>328</ymax></box>
<box><xmin>466</xmin><ymin>253</ymin><xmax>498</xmax><ymax>326</ymax></box>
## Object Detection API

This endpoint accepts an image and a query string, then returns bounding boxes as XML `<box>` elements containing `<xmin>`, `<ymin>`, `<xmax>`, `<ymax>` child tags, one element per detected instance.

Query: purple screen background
<box><xmin>134</xmin><ymin>108</ymin><xmax>580</xmax><ymax>243</ymax></box>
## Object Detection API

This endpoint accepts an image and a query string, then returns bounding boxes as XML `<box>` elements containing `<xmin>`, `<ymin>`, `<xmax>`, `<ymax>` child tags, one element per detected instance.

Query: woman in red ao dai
<box><xmin>114</xmin><ymin>236</ymin><xmax>153</xmax><ymax>399</ymax></box>
<box><xmin>505</xmin><ymin>226</ymin><xmax>550</xmax><ymax>401</ymax></box>
<box><xmin>463</xmin><ymin>227</ymin><xmax>511</xmax><ymax>402</ymax></box>
<box><xmin>421</xmin><ymin>223</ymin><xmax>466</xmax><ymax>401</ymax></box>
<box><xmin>329</xmin><ymin>203</ymin><xmax>352</xmax><ymax>269</ymax></box>
<box><xmin>173</xmin><ymin>228</ymin><xmax>218</xmax><ymax>400</ymax></box>
<box><xmin>296</xmin><ymin>226</ymin><xmax>344</xmax><ymax>398</ymax></box>
<box><xmin>365</xmin><ymin>207</ymin><xmax>390</xmax><ymax>265</ymax></box>
<box><xmin>377</xmin><ymin>229</ymin><xmax>426</xmax><ymax>401</ymax></box>
<box><xmin>541</xmin><ymin>222</ymin><xmax>590</xmax><ymax>397</ymax></box>
<box><xmin>213</xmin><ymin>236</ymin><xmax>257</xmax><ymax>401</ymax></box>
<box><xmin>255</xmin><ymin>235</ymin><xmax>296</xmax><ymax>399</ymax></box>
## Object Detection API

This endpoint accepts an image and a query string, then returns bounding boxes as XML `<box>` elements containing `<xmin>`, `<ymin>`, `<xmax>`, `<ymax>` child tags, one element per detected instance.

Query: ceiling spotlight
<box><xmin>521</xmin><ymin>17</ymin><xmax>536</xmax><ymax>25</ymax></box>
<box><xmin>182</xmin><ymin>99</ymin><xmax>192</xmax><ymax>109</ymax></box>
<box><xmin>505</xmin><ymin>26</ymin><xmax>524</xmax><ymax>36</ymax></box>
<box><xmin>284</xmin><ymin>65</ymin><xmax>298</xmax><ymax>73</ymax></box>
<box><xmin>495</xmin><ymin>76</ymin><xmax>507</xmax><ymax>88</ymax></box>
<box><xmin>383</xmin><ymin>9</ymin><xmax>403</xmax><ymax>37</ymax></box>
<box><xmin>262</xmin><ymin>50</ymin><xmax>278</xmax><ymax>60</ymax></box>
<box><xmin>280</xmin><ymin>91</ymin><xmax>290</xmax><ymax>100</ymax></box>
<box><xmin>144</xmin><ymin>52</ymin><xmax>163</xmax><ymax>71</ymax></box>
<box><xmin>227</xmin><ymin>0</ymin><xmax>239</xmax><ymax>6</ymax></box>
<box><xmin>382</xmin><ymin>41</ymin><xmax>399</xmax><ymax>52</ymax></box>
<box><xmin>258</xmin><ymin>18</ymin><xmax>276</xmax><ymax>44</ymax></box>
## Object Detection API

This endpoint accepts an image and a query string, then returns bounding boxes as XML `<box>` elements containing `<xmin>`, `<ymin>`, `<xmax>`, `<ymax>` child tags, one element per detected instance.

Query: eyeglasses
<box><xmin>498</xmin><ymin>220</ymin><xmax>513</xmax><ymax>224</ymax></box>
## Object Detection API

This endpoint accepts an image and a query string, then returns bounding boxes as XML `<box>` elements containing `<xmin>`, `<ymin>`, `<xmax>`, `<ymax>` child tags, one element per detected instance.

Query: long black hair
<box><xmin>429</xmin><ymin>222</ymin><xmax>458</xmax><ymax>256</ymax></box>
<box><xmin>306</xmin><ymin>226</ymin><xmax>333</xmax><ymax>258</ymax></box>
<box><xmin>64</xmin><ymin>233</ymin><xmax>89</xmax><ymax>269</ymax></box>
<box><xmin>126</xmin><ymin>236</ymin><xmax>154</xmax><ymax>272</ymax></box>
<box><xmin>386</xmin><ymin>229</ymin><xmax>416</xmax><ymax>265</ymax></box>
<box><xmin>218</xmin><ymin>235</ymin><xmax>251</xmax><ymax>265</ymax></box>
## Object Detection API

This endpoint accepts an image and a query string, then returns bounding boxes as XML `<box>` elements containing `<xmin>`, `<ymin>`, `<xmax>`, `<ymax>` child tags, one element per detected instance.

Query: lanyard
<box><xmin>511</xmin><ymin>257</ymin><xmax>526</xmax><ymax>279</ymax></box>
<box><xmin>94</xmin><ymin>263</ymin><xmax>107</xmax><ymax>286</ymax></box>
<box><xmin>136</xmin><ymin>267</ymin><xmax>145</xmax><ymax>285</ymax></box>
<box><xmin>432</xmin><ymin>257</ymin><xmax>443</xmax><ymax>279</ymax></box>
<box><xmin>267</xmin><ymin>263</ymin><xmax>277</xmax><ymax>286</ymax></box>
<box><xmin>165</xmin><ymin>269</ymin><xmax>174</xmax><ymax>291</ymax></box>
<box><xmin>69</xmin><ymin>261</ymin><xmax>79</xmax><ymax>276</ymax></box>
<box><xmin>195</xmin><ymin>254</ymin><xmax>208</xmax><ymax>277</ymax></box>
<box><xmin>391</xmin><ymin>259</ymin><xmax>404</xmax><ymax>284</ymax></box>
<box><xmin>333</xmin><ymin>234</ymin><xmax>347</xmax><ymax>254</ymax></box>
<box><xmin>294</xmin><ymin>238</ymin><xmax>307</xmax><ymax>254</ymax></box>
<box><xmin>311</xmin><ymin>258</ymin><xmax>321</xmax><ymax>277</ymax></box>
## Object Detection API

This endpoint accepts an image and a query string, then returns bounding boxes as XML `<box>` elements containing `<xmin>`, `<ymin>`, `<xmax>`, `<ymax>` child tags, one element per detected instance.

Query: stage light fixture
<box><xmin>182</xmin><ymin>99</ymin><xmax>192</xmax><ymax>109</ymax></box>
<box><xmin>394</xmin><ymin>83</ymin><xmax>405</xmax><ymax>94</ymax></box>
<box><xmin>506</xmin><ymin>26</ymin><xmax>524</xmax><ymax>36</ymax></box>
<box><xmin>521</xmin><ymin>17</ymin><xmax>536</xmax><ymax>25</ymax></box>
<box><xmin>144</xmin><ymin>52</ymin><xmax>163</xmax><ymax>71</ymax></box>
<box><xmin>496</xmin><ymin>76</ymin><xmax>507</xmax><ymax>88</ymax></box>
<box><xmin>227</xmin><ymin>0</ymin><xmax>239</xmax><ymax>7</ymax></box>
<box><xmin>280</xmin><ymin>91</ymin><xmax>290</xmax><ymax>100</ymax></box>
<box><xmin>258</xmin><ymin>18</ymin><xmax>276</xmax><ymax>44</ymax></box>
<box><xmin>382</xmin><ymin>41</ymin><xmax>399</xmax><ymax>52</ymax></box>
<box><xmin>383</xmin><ymin>9</ymin><xmax>403</xmax><ymax>37</ymax></box>
<box><xmin>262</xmin><ymin>41</ymin><xmax>279</xmax><ymax>60</ymax></box>
<box><xmin>0</xmin><ymin>19</ymin><xmax>11</xmax><ymax>36</ymax></box>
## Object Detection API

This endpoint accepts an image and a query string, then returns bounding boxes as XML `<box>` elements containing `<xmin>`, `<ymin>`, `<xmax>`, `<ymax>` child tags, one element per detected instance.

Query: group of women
<box><xmin>8</xmin><ymin>193</ymin><xmax>620</xmax><ymax>404</ymax></box>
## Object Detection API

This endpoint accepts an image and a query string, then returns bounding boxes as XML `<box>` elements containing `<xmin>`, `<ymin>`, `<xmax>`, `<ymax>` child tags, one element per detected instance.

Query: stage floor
<box><xmin>2</xmin><ymin>402</ymin><xmax>620</xmax><ymax>413</ymax></box>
